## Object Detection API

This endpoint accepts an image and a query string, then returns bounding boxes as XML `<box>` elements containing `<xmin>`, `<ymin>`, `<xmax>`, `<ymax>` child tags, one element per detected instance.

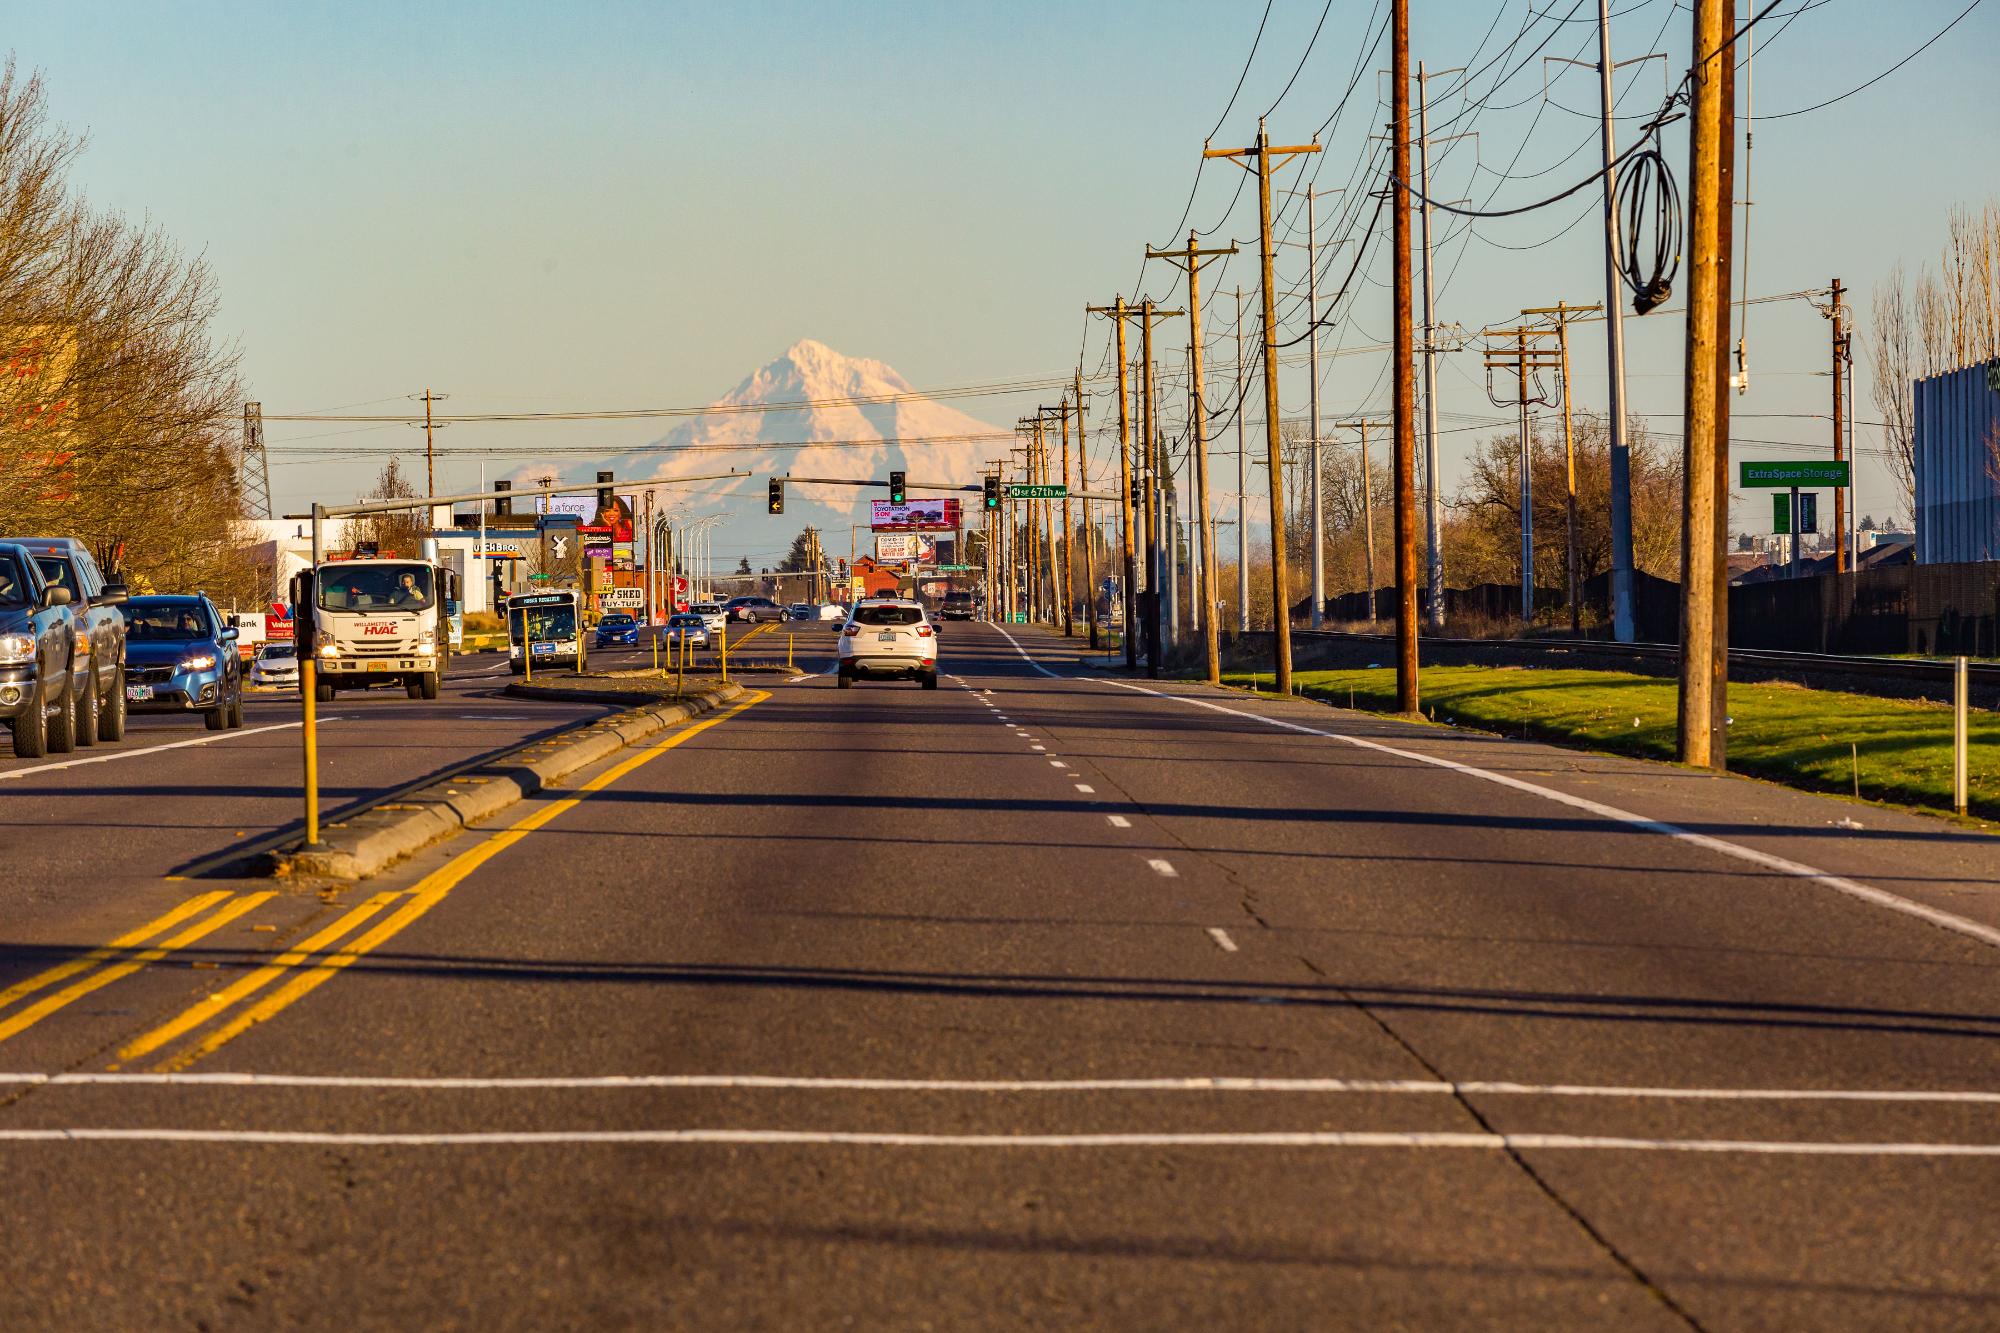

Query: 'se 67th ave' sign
<box><xmin>1738</xmin><ymin>461</ymin><xmax>1851</xmax><ymax>488</ymax></box>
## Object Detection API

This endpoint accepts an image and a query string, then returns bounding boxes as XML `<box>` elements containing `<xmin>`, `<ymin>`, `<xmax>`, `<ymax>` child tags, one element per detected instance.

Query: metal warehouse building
<box><xmin>1915</xmin><ymin>359</ymin><xmax>2000</xmax><ymax>563</ymax></box>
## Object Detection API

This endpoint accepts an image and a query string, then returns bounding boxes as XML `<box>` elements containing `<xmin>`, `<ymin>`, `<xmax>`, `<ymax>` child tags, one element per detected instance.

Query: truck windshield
<box><xmin>318</xmin><ymin>564</ymin><xmax>435</xmax><ymax>612</ymax></box>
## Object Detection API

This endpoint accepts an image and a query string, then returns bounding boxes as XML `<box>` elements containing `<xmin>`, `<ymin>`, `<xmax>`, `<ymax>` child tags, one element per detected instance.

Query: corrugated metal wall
<box><xmin>1915</xmin><ymin>360</ymin><xmax>2000</xmax><ymax>563</ymax></box>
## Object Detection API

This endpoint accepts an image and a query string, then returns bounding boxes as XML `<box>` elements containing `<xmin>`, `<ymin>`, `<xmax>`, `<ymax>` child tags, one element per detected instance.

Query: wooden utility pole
<box><xmin>1389</xmin><ymin>0</ymin><xmax>1419</xmax><ymax>712</ymax></box>
<box><xmin>1208</xmin><ymin>120</ymin><xmax>1320</xmax><ymax>694</ymax></box>
<box><xmin>1712</xmin><ymin>42</ymin><xmax>1736</xmax><ymax>766</ymax></box>
<box><xmin>1147</xmin><ymin>231</ymin><xmax>1237</xmax><ymax>685</ymax></box>
<box><xmin>1831</xmin><ymin>276</ymin><xmax>1848</xmax><ymax>573</ymax></box>
<box><xmin>1337</xmin><ymin>420</ymin><xmax>1391</xmax><ymax>622</ymax></box>
<box><xmin>1522</xmin><ymin>303</ymin><xmax>1603</xmax><ymax>632</ymax></box>
<box><xmin>1059</xmin><ymin>394</ymin><xmax>1077</xmax><ymax>636</ymax></box>
<box><xmin>1088</xmin><ymin>300</ymin><xmax>1141</xmax><ymax>670</ymax></box>
<box><xmin>1075</xmin><ymin>367</ymin><xmax>1099</xmax><ymax>648</ymax></box>
<box><xmin>1482</xmin><ymin>322</ymin><xmax>1562</xmax><ymax>620</ymax></box>
<box><xmin>418</xmin><ymin>389</ymin><xmax>447</xmax><ymax>527</ymax></box>
<box><xmin>1677</xmin><ymin>0</ymin><xmax>1726</xmax><ymax>768</ymax></box>
<box><xmin>1234</xmin><ymin>286</ymin><xmax>1250</xmax><ymax>634</ymax></box>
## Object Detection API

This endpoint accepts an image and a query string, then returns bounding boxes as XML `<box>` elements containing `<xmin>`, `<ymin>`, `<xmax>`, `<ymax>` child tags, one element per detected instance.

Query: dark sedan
<box><xmin>594</xmin><ymin>612</ymin><xmax>641</xmax><ymax>647</ymax></box>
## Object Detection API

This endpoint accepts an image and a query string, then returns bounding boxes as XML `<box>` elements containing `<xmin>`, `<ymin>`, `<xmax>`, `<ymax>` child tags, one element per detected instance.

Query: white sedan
<box><xmin>249</xmin><ymin>642</ymin><xmax>300</xmax><ymax>690</ymax></box>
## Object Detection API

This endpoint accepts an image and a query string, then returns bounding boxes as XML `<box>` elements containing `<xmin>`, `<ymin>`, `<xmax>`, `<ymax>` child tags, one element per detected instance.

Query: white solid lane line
<box><xmin>1207</xmin><ymin>928</ymin><xmax>1239</xmax><ymax>952</ymax></box>
<box><xmin>9</xmin><ymin>1072</ymin><xmax>2000</xmax><ymax>1101</ymax></box>
<box><xmin>3</xmin><ymin>1127</ymin><xmax>1998</xmax><ymax>1155</ymax></box>
<box><xmin>991</xmin><ymin>624</ymin><xmax>1062</xmax><ymax>678</ymax></box>
<box><xmin>1095</xmin><ymin>677</ymin><xmax>2000</xmax><ymax>956</ymax></box>
<box><xmin>0</xmin><ymin>720</ymin><xmax>320</xmax><ymax>782</ymax></box>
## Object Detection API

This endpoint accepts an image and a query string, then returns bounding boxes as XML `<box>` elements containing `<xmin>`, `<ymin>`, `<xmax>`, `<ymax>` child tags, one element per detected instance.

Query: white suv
<box><xmin>838</xmin><ymin>599</ymin><xmax>937</xmax><ymax>689</ymax></box>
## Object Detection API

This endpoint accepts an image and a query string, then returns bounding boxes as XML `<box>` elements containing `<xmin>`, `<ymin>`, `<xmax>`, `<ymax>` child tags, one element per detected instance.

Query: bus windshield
<box><xmin>509</xmin><ymin>603</ymin><xmax>577</xmax><ymax>643</ymax></box>
<box><xmin>319</xmin><ymin>564</ymin><xmax>435</xmax><ymax>612</ymax></box>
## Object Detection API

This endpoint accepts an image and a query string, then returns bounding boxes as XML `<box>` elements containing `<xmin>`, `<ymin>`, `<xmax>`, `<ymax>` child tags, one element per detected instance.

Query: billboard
<box><xmin>870</xmin><ymin>498</ymin><xmax>961</xmax><ymax>532</ymax></box>
<box><xmin>537</xmin><ymin>495</ymin><xmax>596</xmax><ymax>522</ymax></box>
<box><xmin>875</xmin><ymin>533</ymin><xmax>937</xmax><ymax>563</ymax></box>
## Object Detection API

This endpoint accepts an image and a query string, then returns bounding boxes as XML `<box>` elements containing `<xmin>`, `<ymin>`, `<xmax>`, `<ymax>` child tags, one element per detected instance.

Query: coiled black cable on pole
<box><xmin>1614</xmin><ymin>143</ymin><xmax>1682</xmax><ymax>315</ymax></box>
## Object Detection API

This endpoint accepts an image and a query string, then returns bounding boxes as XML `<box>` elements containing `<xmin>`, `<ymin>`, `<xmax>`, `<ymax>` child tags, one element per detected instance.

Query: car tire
<box><xmin>314</xmin><ymin>680</ymin><xmax>335</xmax><ymax>704</ymax></box>
<box><xmin>419</xmin><ymin>670</ymin><xmax>440</xmax><ymax>700</ymax></box>
<box><xmin>227</xmin><ymin>687</ymin><xmax>245</xmax><ymax>729</ymax></box>
<box><xmin>920</xmin><ymin>671</ymin><xmax>938</xmax><ymax>690</ymax></box>
<box><xmin>45</xmin><ymin>672</ymin><xmax>77</xmax><ymax>753</ymax></box>
<box><xmin>98</xmin><ymin>664</ymin><xmax>126</xmax><ymax>742</ymax></box>
<box><xmin>837</xmin><ymin>667</ymin><xmax>854</xmax><ymax>689</ymax></box>
<box><xmin>203</xmin><ymin>702</ymin><xmax>226</xmax><ymax>731</ymax></box>
<box><xmin>74</xmin><ymin>662</ymin><xmax>100</xmax><ymax>747</ymax></box>
<box><xmin>10</xmin><ymin>680</ymin><xmax>47</xmax><ymax>758</ymax></box>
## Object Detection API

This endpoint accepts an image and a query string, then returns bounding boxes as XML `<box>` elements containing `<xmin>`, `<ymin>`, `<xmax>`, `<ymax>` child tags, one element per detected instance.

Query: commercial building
<box><xmin>1914</xmin><ymin>359</ymin><xmax>2000</xmax><ymax>563</ymax></box>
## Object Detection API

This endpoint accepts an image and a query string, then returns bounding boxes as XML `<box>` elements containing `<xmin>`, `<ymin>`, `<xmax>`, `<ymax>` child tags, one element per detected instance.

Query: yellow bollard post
<box><xmin>720</xmin><ymin>625</ymin><xmax>729</xmax><ymax>684</ymax></box>
<box><xmin>524</xmin><ymin>633</ymin><xmax>532</xmax><ymax>684</ymax></box>
<box><xmin>788</xmin><ymin>629</ymin><xmax>794</xmax><ymax>672</ymax></box>
<box><xmin>300</xmin><ymin>658</ymin><xmax>320</xmax><ymax>846</ymax></box>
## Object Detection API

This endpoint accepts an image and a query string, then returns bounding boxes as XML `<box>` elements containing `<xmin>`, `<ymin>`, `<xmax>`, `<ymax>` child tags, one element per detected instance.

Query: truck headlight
<box><xmin>0</xmin><ymin>632</ymin><xmax>35</xmax><ymax>665</ymax></box>
<box><xmin>318</xmin><ymin>643</ymin><xmax>342</xmax><ymax>659</ymax></box>
<box><xmin>179</xmin><ymin>652</ymin><xmax>218</xmax><ymax>672</ymax></box>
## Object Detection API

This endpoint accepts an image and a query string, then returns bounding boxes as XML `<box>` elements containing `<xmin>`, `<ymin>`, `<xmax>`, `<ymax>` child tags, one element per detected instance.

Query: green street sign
<box><xmin>1006</xmin><ymin>483</ymin><xmax>1067</xmax><ymax>499</ymax></box>
<box><xmin>1739</xmin><ymin>461</ymin><xmax>1850</xmax><ymax>488</ymax></box>
<box><xmin>1771</xmin><ymin>494</ymin><xmax>1790</xmax><ymax>535</ymax></box>
<box><xmin>528</xmin><ymin>573</ymin><xmax>552</xmax><ymax>582</ymax></box>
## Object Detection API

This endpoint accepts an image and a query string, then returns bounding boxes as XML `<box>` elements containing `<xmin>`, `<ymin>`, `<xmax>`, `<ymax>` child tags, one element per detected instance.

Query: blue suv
<box><xmin>122</xmin><ymin>595</ymin><xmax>244</xmax><ymax>730</ymax></box>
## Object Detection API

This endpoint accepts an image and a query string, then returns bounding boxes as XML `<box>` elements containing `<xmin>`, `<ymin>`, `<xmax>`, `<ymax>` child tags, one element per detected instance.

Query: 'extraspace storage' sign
<box><xmin>871</xmin><ymin>498</ymin><xmax>960</xmax><ymax>532</ymax></box>
<box><xmin>1739</xmin><ymin>461</ymin><xmax>1850</xmax><ymax>488</ymax></box>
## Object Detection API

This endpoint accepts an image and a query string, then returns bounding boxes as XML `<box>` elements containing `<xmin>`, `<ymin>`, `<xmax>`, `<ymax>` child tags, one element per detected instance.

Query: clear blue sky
<box><xmin>11</xmin><ymin>0</ymin><xmax>1997</xmax><ymax>556</ymax></box>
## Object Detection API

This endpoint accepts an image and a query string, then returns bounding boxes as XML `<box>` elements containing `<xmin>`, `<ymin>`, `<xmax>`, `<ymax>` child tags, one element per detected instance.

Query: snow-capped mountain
<box><xmin>603</xmin><ymin>339</ymin><xmax>1007</xmax><ymax>508</ymax></box>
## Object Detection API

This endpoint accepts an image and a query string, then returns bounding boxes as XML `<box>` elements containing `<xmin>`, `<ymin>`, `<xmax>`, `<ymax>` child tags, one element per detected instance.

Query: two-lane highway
<box><xmin>2</xmin><ymin>620</ymin><xmax>1998</xmax><ymax>1328</ymax></box>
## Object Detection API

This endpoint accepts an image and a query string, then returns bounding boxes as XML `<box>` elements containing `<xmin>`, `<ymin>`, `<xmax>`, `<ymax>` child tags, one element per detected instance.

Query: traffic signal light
<box><xmin>768</xmin><ymin>478</ymin><xmax>784</xmax><ymax>515</ymax></box>
<box><xmin>889</xmin><ymin>470</ymin><xmax>906</xmax><ymax>505</ymax></box>
<box><xmin>982</xmin><ymin>476</ymin><xmax>1000</xmax><ymax>511</ymax></box>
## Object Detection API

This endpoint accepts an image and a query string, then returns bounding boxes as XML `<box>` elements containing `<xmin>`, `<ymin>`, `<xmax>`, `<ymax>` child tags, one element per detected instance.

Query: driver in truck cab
<box><xmin>393</xmin><ymin>571</ymin><xmax>422</xmax><ymax>606</ymax></box>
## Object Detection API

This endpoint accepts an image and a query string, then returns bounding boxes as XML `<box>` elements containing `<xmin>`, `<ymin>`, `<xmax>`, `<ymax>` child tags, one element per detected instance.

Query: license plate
<box><xmin>367</xmin><ymin>662</ymin><xmax>386</xmax><ymax>672</ymax></box>
<box><xmin>126</xmin><ymin>684</ymin><xmax>152</xmax><ymax>701</ymax></box>
<box><xmin>878</xmin><ymin>631</ymin><xmax>896</xmax><ymax>642</ymax></box>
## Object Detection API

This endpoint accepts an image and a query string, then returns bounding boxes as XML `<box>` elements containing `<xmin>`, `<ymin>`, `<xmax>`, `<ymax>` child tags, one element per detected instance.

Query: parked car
<box><xmin>0</xmin><ymin>542</ymin><xmax>81</xmax><ymax>758</ymax></box>
<box><xmin>938</xmin><ymin>591</ymin><xmax>976</xmax><ymax>621</ymax></box>
<box><xmin>689</xmin><ymin>602</ymin><xmax>728</xmax><ymax>635</ymax></box>
<box><xmin>122</xmin><ymin>594</ymin><xmax>244</xmax><ymax>730</ymax></box>
<box><xmin>663</xmin><ymin>612</ymin><xmax>710</xmax><ymax>649</ymax></box>
<box><xmin>838</xmin><ymin>598</ymin><xmax>938</xmax><ymax>689</ymax></box>
<box><xmin>249</xmin><ymin>641</ymin><xmax>300</xmax><ymax>691</ymax></box>
<box><xmin>724</xmin><ymin>596</ymin><xmax>788</xmax><ymax>623</ymax></box>
<box><xmin>0</xmin><ymin>536</ymin><xmax>128</xmax><ymax>745</ymax></box>
<box><xmin>594</xmin><ymin>611</ymin><xmax>641</xmax><ymax>648</ymax></box>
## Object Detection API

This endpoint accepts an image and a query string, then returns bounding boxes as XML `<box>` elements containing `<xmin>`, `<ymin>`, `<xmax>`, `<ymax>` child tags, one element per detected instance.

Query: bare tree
<box><xmin>347</xmin><ymin>459</ymin><xmax>427</xmax><ymax>557</ymax></box>
<box><xmin>1868</xmin><ymin>200</ymin><xmax>2000</xmax><ymax>523</ymax></box>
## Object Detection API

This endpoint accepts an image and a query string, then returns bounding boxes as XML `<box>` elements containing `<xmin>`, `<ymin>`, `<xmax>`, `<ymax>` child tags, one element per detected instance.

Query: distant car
<box><xmin>122</xmin><ymin>594</ymin><xmax>244</xmax><ymax>730</ymax></box>
<box><xmin>786</xmin><ymin>602</ymin><xmax>816</xmax><ymax>621</ymax></box>
<box><xmin>838</xmin><ymin>598</ymin><xmax>938</xmax><ymax>689</ymax></box>
<box><xmin>249</xmin><ymin>642</ymin><xmax>300</xmax><ymax>691</ymax></box>
<box><xmin>663</xmin><ymin>612</ymin><xmax>710</xmax><ymax>649</ymax></box>
<box><xmin>0</xmin><ymin>535</ymin><xmax>130</xmax><ymax>746</ymax></box>
<box><xmin>725</xmin><ymin>596</ymin><xmax>788</xmax><ymax>623</ymax></box>
<box><xmin>0</xmin><ymin>542</ymin><xmax>81</xmax><ymax>758</ymax></box>
<box><xmin>594</xmin><ymin>611</ymin><xmax>641</xmax><ymax>648</ymax></box>
<box><xmin>815</xmin><ymin>602</ymin><xmax>846</xmax><ymax>621</ymax></box>
<box><xmin>689</xmin><ymin>602</ymin><xmax>727</xmax><ymax>635</ymax></box>
<box><xmin>938</xmin><ymin>591</ymin><xmax>976</xmax><ymax>621</ymax></box>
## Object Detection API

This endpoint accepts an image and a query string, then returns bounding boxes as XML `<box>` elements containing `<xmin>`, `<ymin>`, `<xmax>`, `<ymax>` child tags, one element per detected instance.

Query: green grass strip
<box><xmin>1227</xmin><ymin>665</ymin><xmax>1997</xmax><ymax>821</ymax></box>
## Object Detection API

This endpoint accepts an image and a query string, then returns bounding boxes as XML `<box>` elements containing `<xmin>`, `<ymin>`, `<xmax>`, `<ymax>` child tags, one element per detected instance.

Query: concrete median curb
<box><xmin>273</xmin><ymin>680</ymin><xmax>745</xmax><ymax>881</ymax></box>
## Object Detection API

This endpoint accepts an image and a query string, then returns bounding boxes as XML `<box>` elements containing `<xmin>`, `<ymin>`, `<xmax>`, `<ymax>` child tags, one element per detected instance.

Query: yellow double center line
<box><xmin>123</xmin><ymin>690</ymin><xmax>769</xmax><ymax>1071</ymax></box>
<box><xmin>0</xmin><ymin>891</ymin><xmax>275</xmax><ymax>1046</ymax></box>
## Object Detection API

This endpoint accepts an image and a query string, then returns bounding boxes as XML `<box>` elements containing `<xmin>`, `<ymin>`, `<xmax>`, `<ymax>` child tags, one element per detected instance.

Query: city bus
<box><xmin>505</xmin><ymin>589</ymin><xmax>587</xmax><ymax>676</ymax></box>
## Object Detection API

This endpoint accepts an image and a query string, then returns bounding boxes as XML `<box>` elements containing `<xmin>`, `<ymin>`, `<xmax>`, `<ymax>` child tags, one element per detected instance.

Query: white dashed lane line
<box><xmin>1148</xmin><ymin>859</ymin><xmax>1178</xmax><ymax>878</ymax></box>
<box><xmin>1207</xmin><ymin>928</ymin><xmax>1239</xmax><ymax>953</ymax></box>
<box><xmin>1107</xmin><ymin>815</ymin><xmax>1131</xmax><ymax>828</ymax></box>
<box><xmin>1075</xmin><ymin>784</ymin><xmax>1095</xmax><ymax>794</ymax></box>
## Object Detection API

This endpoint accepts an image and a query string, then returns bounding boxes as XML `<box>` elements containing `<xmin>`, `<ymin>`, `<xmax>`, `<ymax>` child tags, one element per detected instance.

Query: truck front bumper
<box><xmin>320</xmin><ymin>655</ymin><xmax>439</xmax><ymax>677</ymax></box>
<box><xmin>0</xmin><ymin>665</ymin><xmax>38</xmax><ymax>719</ymax></box>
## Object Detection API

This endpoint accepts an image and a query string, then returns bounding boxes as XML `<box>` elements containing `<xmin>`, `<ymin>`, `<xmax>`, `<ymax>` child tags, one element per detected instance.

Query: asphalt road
<box><xmin>3</xmin><ymin>619</ymin><xmax>1999</xmax><ymax>1329</ymax></box>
